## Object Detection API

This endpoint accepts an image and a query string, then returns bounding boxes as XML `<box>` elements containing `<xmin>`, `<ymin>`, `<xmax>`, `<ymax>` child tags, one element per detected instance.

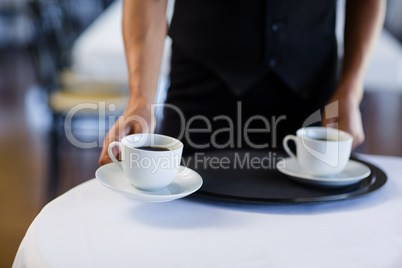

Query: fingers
<box><xmin>321</xmin><ymin>117</ymin><xmax>337</xmax><ymax>129</ymax></box>
<box><xmin>340</xmin><ymin>107</ymin><xmax>365</xmax><ymax>149</ymax></box>
<box><xmin>98</xmin><ymin>114</ymin><xmax>155</xmax><ymax>166</ymax></box>
<box><xmin>99</xmin><ymin>133</ymin><xmax>115</xmax><ymax>166</ymax></box>
<box><xmin>349</xmin><ymin>123</ymin><xmax>365</xmax><ymax>149</ymax></box>
<box><xmin>325</xmin><ymin>113</ymin><xmax>365</xmax><ymax>150</ymax></box>
<box><xmin>321</xmin><ymin>96</ymin><xmax>365</xmax><ymax>150</ymax></box>
<box><xmin>99</xmin><ymin>150</ymin><xmax>113</xmax><ymax>166</ymax></box>
<box><xmin>99</xmin><ymin>131</ymin><xmax>122</xmax><ymax>166</ymax></box>
<box><xmin>98</xmin><ymin>119</ymin><xmax>133</xmax><ymax>166</ymax></box>
<box><xmin>352</xmin><ymin>133</ymin><xmax>365</xmax><ymax>149</ymax></box>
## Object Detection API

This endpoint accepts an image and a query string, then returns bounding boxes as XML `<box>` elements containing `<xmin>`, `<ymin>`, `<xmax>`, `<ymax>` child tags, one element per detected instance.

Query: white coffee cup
<box><xmin>283</xmin><ymin>127</ymin><xmax>353</xmax><ymax>176</ymax></box>
<box><xmin>108</xmin><ymin>133</ymin><xmax>183</xmax><ymax>191</ymax></box>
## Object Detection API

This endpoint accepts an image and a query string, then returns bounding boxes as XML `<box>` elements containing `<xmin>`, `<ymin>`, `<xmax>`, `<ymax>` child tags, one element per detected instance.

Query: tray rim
<box><xmin>191</xmin><ymin>152</ymin><xmax>387</xmax><ymax>204</ymax></box>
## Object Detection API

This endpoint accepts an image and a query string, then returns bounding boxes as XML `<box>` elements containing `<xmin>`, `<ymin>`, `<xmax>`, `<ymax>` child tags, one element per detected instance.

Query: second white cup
<box><xmin>283</xmin><ymin>127</ymin><xmax>353</xmax><ymax>176</ymax></box>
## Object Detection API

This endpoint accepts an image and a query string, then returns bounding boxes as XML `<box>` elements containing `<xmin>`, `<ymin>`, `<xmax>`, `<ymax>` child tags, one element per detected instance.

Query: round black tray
<box><xmin>184</xmin><ymin>150</ymin><xmax>387</xmax><ymax>204</ymax></box>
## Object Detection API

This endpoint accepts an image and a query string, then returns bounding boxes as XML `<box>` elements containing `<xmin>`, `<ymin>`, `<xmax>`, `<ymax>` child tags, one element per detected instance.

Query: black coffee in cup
<box><xmin>136</xmin><ymin>146</ymin><xmax>171</xmax><ymax>152</ymax></box>
<box><xmin>314</xmin><ymin>138</ymin><xmax>337</xmax><ymax>142</ymax></box>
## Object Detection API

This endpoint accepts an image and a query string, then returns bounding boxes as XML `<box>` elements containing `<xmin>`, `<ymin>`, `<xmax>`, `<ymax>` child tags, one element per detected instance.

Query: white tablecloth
<box><xmin>13</xmin><ymin>155</ymin><xmax>402</xmax><ymax>268</ymax></box>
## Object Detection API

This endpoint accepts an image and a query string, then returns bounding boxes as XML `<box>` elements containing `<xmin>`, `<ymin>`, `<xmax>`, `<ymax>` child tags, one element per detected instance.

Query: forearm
<box><xmin>340</xmin><ymin>0</ymin><xmax>386</xmax><ymax>102</ymax></box>
<box><xmin>122</xmin><ymin>0</ymin><xmax>167</xmax><ymax>107</ymax></box>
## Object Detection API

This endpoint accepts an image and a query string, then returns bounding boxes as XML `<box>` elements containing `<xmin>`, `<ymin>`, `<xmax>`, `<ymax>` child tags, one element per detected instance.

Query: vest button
<box><xmin>268</xmin><ymin>57</ymin><xmax>278</xmax><ymax>67</ymax></box>
<box><xmin>271</xmin><ymin>21</ymin><xmax>284</xmax><ymax>32</ymax></box>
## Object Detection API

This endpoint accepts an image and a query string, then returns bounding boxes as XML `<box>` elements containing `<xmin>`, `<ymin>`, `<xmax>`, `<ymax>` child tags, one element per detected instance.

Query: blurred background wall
<box><xmin>0</xmin><ymin>0</ymin><xmax>401</xmax><ymax>267</ymax></box>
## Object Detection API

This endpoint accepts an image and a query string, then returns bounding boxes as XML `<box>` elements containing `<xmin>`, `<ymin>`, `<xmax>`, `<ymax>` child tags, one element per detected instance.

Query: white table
<box><xmin>13</xmin><ymin>155</ymin><xmax>402</xmax><ymax>268</ymax></box>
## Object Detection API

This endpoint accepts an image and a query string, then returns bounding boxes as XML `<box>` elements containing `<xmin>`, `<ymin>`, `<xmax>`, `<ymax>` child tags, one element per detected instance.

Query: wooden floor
<box><xmin>0</xmin><ymin>49</ymin><xmax>401</xmax><ymax>267</ymax></box>
<box><xmin>0</xmin><ymin>49</ymin><xmax>47</xmax><ymax>268</ymax></box>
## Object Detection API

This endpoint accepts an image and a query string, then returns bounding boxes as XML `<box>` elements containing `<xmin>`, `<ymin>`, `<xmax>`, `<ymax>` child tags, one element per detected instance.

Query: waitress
<box><xmin>99</xmin><ymin>0</ymin><xmax>385</xmax><ymax>164</ymax></box>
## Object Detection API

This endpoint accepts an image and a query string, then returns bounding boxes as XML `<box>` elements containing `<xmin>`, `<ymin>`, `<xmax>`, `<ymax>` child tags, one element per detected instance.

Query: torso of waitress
<box><xmin>98</xmin><ymin>0</ymin><xmax>385</xmax><ymax>165</ymax></box>
<box><xmin>161</xmin><ymin>0</ymin><xmax>338</xmax><ymax>155</ymax></box>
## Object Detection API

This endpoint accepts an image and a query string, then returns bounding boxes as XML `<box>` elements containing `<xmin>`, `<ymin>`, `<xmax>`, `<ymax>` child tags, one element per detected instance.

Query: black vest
<box><xmin>169</xmin><ymin>0</ymin><xmax>338</xmax><ymax>98</ymax></box>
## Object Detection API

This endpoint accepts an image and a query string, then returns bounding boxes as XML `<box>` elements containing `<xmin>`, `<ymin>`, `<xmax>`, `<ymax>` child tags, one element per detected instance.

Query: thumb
<box><xmin>322</xmin><ymin>116</ymin><xmax>338</xmax><ymax>129</ymax></box>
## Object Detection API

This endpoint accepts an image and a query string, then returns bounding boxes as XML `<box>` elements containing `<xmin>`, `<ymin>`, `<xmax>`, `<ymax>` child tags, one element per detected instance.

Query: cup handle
<box><xmin>108</xmin><ymin>141</ymin><xmax>122</xmax><ymax>169</ymax></box>
<box><xmin>283</xmin><ymin>135</ymin><xmax>297</xmax><ymax>159</ymax></box>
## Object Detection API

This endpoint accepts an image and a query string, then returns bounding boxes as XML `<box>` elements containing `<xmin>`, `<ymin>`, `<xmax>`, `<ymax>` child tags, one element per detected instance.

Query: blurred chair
<box><xmin>28</xmin><ymin>0</ymin><xmax>129</xmax><ymax>200</ymax></box>
<box><xmin>47</xmin><ymin>69</ymin><xmax>128</xmax><ymax>199</ymax></box>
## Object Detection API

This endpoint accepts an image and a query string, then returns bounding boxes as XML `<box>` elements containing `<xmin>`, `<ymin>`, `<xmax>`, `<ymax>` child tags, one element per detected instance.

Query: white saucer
<box><xmin>95</xmin><ymin>164</ymin><xmax>203</xmax><ymax>202</ymax></box>
<box><xmin>276</xmin><ymin>158</ymin><xmax>371</xmax><ymax>188</ymax></box>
